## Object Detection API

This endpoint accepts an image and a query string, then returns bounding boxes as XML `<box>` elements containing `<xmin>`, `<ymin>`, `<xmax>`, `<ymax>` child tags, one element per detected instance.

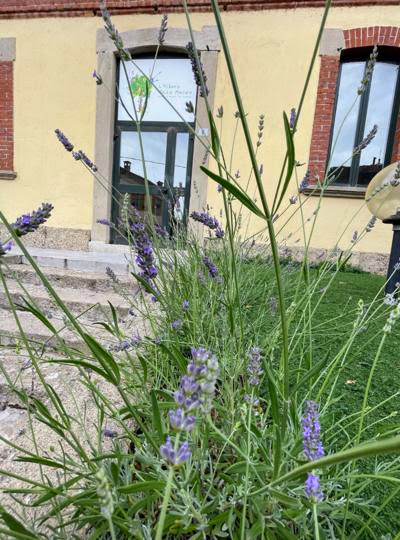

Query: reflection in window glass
<box><xmin>115</xmin><ymin>192</ymin><xmax>165</xmax><ymax>228</ymax></box>
<box><xmin>358</xmin><ymin>62</ymin><xmax>398</xmax><ymax>186</ymax></box>
<box><xmin>329</xmin><ymin>62</ymin><xmax>365</xmax><ymax>184</ymax></box>
<box><xmin>174</xmin><ymin>133</ymin><xmax>189</xmax><ymax>187</ymax></box>
<box><xmin>171</xmin><ymin>133</ymin><xmax>190</xmax><ymax>223</ymax></box>
<box><xmin>119</xmin><ymin>131</ymin><xmax>168</xmax><ymax>187</ymax></box>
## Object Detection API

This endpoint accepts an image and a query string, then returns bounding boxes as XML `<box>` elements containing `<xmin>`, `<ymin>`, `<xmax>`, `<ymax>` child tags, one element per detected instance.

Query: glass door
<box><xmin>111</xmin><ymin>53</ymin><xmax>197</xmax><ymax>244</ymax></box>
<box><xmin>111</xmin><ymin>125</ymin><xmax>194</xmax><ymax>243</ymax></box>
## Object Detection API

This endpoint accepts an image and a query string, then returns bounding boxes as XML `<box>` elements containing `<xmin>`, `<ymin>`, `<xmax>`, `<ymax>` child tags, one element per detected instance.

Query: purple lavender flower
<box><xmin>289</xmin><ymin>195</ymin><xmax>298</xmax><ymax>205</ymax></box>
<box><xmin>92</xmin><ymin>69</ymin><xmax>103</xmax><ymax>85</ymax></box>
<box><xmin>158</xmin><ymin>13</ymin><xmax>168</xmax><ymax>44</ymax></box>
<box><xmin>298</xmin><ymin>171</ymin><xmax>310</xmax><ymax>194</ymax></box>
<box><xmin>203</xmin><ymin>256</ymin><xmax>219</xmax><ymax>279</ymax></box>
<box><xmin>217</xmin><ymin>184</ymin><xmax>223</xmax><ymax>193</ymax></box>
<box><xmin>168</xmin><ymin>409</ymin><xmax>196</xmax><ymax>432</ymax></box>
<box><xmin>302</xmin><ymin>401</ymin><xmax>324</xmax><ymax>461</ymax></box>
<box><xmin>161</xmin><ymin>348</ymin><xmax>218</xmax><ymax>465</ymax></box>
<box><xmin>289</xmin><ymin>107</ymin><xmax>296</xmax><ymax>129</ymax></box>
<box><xmin>155</xmin><ymin>223</ymin><xmax>168</xmax><ymax>239</ymax></box>
<box><xmin>12</xmin><ymin>203</ymin><xmax>54</xmax><ymax>237</ymax></box>
<box><xmin>244</xmin><ymin>394</ymin><xmax>260</xmax><ymax>406</ymax></box>
<box><xmin>0</xmin><ymin>240</ymin><xmax>12</xmax><ymax>256</ymax></box>
<box><xmin>171</xmin><ymin>319</ymin><xmax>183</xmax><ymax>331</ymax></box>
<box><xmin>247</xmin><ymin>347</ymin><xmax>263</xmax><ymax>386</ymax></box>
<box><xmin>190</xmin><ymin>211</ymin><xmax>224</xmax><ymax>238</ymax></box>
<box><xmin>173</xmin><ymin>347</ymin><xmax>219</xmax><ymax>415</ymax></box>
<box><xmin>109</xmin><ymin>334</ymin><xmax>142</xmax><ymax>353</ymax></box>
<box><xmin>130</xmin><ymin>210</ymin><xmax>158</xmax><ymax>290</ymax></box>
<box><xmin>215</xmin><ymin>227</ymin><xmax>224</xmax><ymax>239</ymax></box>
<box><xmin>55</xmin><ymin>129</ymin><xmax>74</xmax><ymax>152</ymax></box>
<box><xmin>160</xmin><ymin>436</ymin><xmax>191</xmax><ymax>466</ymax></box>
<box><xmin>72</xmin><ymin>150</ymin><xmax>98</xmax><ymax>172</ymax></box>
<box><xmin>182</xmin><ymin>300</ymin><xmax>190</xmax><ymax>311</ymax></box>
<box><xmin>186</xmin><ymin>42</ymin><xmax>209</xmax><ymax>97</ymax></box>
<box><xmin>106</xmin><ymin>266</ymin><xmax>119</xmax><ymax>283</ymax></box>
<box><xmin>97</xmin><ymin>218</ymin><xmax>113</xmax><ymax>226</ymax></box>
<box><xmin>305</xmin><ymin>473</ymin><xmax>323</xmax><ymax>502</ymax></box>
<box><xmin>302</xmin><ymin>402</ymin><xmax>324</xmax><ymax>503</ymax></box>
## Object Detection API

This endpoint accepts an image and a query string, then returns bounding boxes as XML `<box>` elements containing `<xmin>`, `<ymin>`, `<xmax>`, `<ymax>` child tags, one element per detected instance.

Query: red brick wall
<box><xmin>0</xmin><ymin>61</ymin><xmax>13</xmax><ymax>172</ymax></box>
<box><xmin>0</xmin><ymin>0</ymin><xmax>400</xmax><ymax>18</ymax></box>
<box><xmin>308</xmin><ymin>56</ymin><xmax>340</xmax><ymax>181</ymax></box>
<box><xmin>308</xmin><ymin>26</ymin><xmax>400</xmax><ymax>183</ymax></box>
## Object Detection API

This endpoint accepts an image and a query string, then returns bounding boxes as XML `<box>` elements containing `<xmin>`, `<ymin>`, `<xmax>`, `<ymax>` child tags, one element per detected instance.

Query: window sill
<box><xmin>303</xmin><ymin>185</ymin><xmax>366</xmax><ymax>199</ymax></box>
<box><xmin>0</xmin><ymin>170</ymin><xmax>17</xmax><ymax>180</ymax></box>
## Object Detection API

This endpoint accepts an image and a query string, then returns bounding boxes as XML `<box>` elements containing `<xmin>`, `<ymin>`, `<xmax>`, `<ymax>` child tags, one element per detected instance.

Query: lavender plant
<box><xmin>1</xmin><ymin>0</ymin><xmax>400</xmax><ymax>538</ymax></box>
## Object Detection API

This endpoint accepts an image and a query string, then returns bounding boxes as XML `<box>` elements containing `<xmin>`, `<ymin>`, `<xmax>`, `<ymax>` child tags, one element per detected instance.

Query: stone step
<box><xmin>3</xmin><ymin>247</ymin><xmax>134</xmax><ymax>275</ymax></box>
<box><xmin>0</xmin><ymin>307</ymin><xmax>145</xmax><ymax>352</ymax></box>
<box><xmin>2</xmin><ymin>264</ymin><xmax>134</xmax><ymax>293</ymax></box>
<box><xmin>0</xmin><ymin>279</ymin><xmax>134</xmax><ymax>321</ymax></box>
<box><xmin>0</xmin><ymin>307</ymin><xmax>106</xmax><ymax>351</ymax></box>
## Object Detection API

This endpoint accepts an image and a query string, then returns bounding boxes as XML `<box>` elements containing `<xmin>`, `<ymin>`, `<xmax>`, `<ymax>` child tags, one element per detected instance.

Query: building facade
<box><xmin>1</xmin><ymin>0</ymin><xmax>400</xmax><ymax>259</ymax></box>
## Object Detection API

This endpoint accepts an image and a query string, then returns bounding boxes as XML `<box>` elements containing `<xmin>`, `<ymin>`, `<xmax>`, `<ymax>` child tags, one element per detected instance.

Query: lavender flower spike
<box><xmin>203</xmin><ymin>256</ymin><xmax>219</xmax><ymax>279</ymax></box>
<box><xmin>97</xmin><ymin>218</ymin><xmax>114</xmax><ymax>227</ymax></box>
<box><xmin>168</xmin><ymin>409</ymin><xmax>196</xmax><ymax>432</ymax></box>
<box><xmin>298</xmin><ymin>171</ymin><xmax>310</xmax><ymax>194</ymax></box>
<box><xmin>289</xmin><ymin>108</ymin><xmax>296</xmax><ymax>129</ymax></box>
<box><xmin>302</xmin><ymin>400</ymin><xmax>324</xmax><ymax>461</ymax></box>
<box><xmin>130</xmin><ymin>209</ymin><xmax>158</xmax><ymax>290</ymax></box>
<box><xmin>72</xmin><ymin>150</ymin><xmax>98</xmax><ymax>172</ymax></box>
<box><xmin>12</xmin><ymin>203</ymin><xmax>54</xmax><ymax>237</ymax></box>
<box><xmin>182</xmin><ymin>300</ymin><xmax>190</xmax><ymax>311</ymax></box>
<box><xmin>171</xmin><ymin>319</ymin><xmax>183</xmax><ymax>331</ymax></box>
<box><xmin>247</xmin><ymin>347</ymin><xmax>263</xmax><ymax>386</ymax></box>
<box><xmin>302</xmin><ymin>401</ymin><xmax>324</xmax><ymax>503</ymax></box>
<box><xmin>0</xmin><ymin>241</ymin><xmax>12</xmax><ymax>257</ymax></box>
<box><xmin>92</xmin><ymin>70</ymin><xmax>103</xmax><ymax>85</ymax></box>
<box><xmin>305</xmin><ymin>473</ymin><xmax>323</xmax><ymax>502</ymax></box>
<box><xmin>55</xmin><ymin>129</ymin><xmax>74</xmax><ymax>152</ymax></box>
<box><xmin>160</xmin><ymin>436</ymin><xmax>191</xmax><ymax>466</ymax></box>
<box><xmin>190</xmin><ymin>211</ymin><xmax>224</xmax><ymax>238</ymax></box>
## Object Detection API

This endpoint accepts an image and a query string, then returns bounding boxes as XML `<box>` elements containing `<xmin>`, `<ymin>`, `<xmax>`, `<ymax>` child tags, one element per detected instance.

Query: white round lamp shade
<box><xmin>365</xmin><ymin>162</ymin><xmax>400</xmax><ymax>221</ymax></box>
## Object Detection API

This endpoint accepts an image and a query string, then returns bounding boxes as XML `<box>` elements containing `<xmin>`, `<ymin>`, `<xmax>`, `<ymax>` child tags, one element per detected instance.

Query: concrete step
<box><xmin>2</xmin><ymin>264</ymin><xmax>134</xmax><ymax>293</ymax></box>
<box><xmin>3</xmin><ymin>247</ymin><xmax>134</xmax><ymax>275</ymax></box>
<box><xmin>0</xmin><ymin>279</ymin><xmax>133</xmax><ymax>321</ymax></box>
<box><xmin>0</xmin><ymin>308</ymin><xmax>106</xmax><ymax>351</ymax></box>
<box><xmin>0</xmin><ymin>307</ymin><xmax>145</xmax><ymax>352</ymax></box>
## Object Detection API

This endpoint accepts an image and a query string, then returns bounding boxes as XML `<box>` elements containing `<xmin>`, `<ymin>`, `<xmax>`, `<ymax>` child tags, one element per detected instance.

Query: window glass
<box><xmin>358</xmin><ymin>62</ymin><xmax>399</xmax><ymax>186</ymax></box>
<box><xmin>119</xmin><ymin>131</ymin><xmax>168</xmax><ymax>186</ymax></box>
<box><xmin>329</xmin><ymin>62</ymin><xmax>365</xmax><ymax>184</ymax></box>
<box><xmin>118</xmin><ymin>58</ymin><xmax>197</xmax><ymax>122</ymax></box>
<box><xmin>174</xmin><ymin>133</ymin><xmax>190</xmax><ymax>187</ymax></box>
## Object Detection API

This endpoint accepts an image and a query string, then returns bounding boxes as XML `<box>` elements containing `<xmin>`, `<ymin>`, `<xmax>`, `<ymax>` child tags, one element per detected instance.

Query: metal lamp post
<box><xmin>366</xmin><ymin>162</ymin><xmax>400</xmax><ymax>295</ymax></box>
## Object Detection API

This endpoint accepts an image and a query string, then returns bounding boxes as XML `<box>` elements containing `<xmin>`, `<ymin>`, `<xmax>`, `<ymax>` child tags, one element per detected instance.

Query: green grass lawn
<box><xmin>244</xmin><ymin>262</ymin><xmax>400</xmax><ymax>534</ymax></box>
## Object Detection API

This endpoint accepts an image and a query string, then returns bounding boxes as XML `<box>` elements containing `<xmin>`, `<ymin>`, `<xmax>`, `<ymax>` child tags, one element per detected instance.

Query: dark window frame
<box><xmin>327</xmin><ymin>45</ymin><xmax>400</xmax><ymax>188</ymax></box>
<box><xmin>111</xmin><ymin>51</ymin><xmax>196</xmax><ymax>243</ymax></box>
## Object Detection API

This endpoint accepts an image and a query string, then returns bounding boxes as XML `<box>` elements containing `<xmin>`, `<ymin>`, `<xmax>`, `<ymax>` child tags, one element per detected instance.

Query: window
<box><xmin>328</xmin><ymin>47</ymin><xmax>400</xmax><ymax>187</ymax></box>
<box><xmin>0</xmin><ymin>38</ymin><xmax>16</xmax><ymax>180</ymax></box>
<box><xmin>111</xmin><ymin>53</ymin><xmax>197</xmax><ymax>242</ymax></box>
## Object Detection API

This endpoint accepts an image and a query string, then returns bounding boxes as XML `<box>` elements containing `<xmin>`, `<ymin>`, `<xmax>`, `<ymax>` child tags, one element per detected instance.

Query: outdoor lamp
<box><xmin>365</xmin><ymin>162</ymin><xmax>400</xmax><ymax>295</ymax></box>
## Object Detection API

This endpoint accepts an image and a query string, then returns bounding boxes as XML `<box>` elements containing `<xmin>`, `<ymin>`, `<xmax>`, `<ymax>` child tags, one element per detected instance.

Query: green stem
<box><xmin>240</xmin><ymin>391</ymin><xmax>254</xmax><ymax>539</ymax></box>
<box><xmin>313</xmin><ymin>504</ymin><xmax>320</xmax><ymax>540</ymax></box>
<box><xmin>155</xmin><ymin>466</ymin><xmax>175</xmax><ymax>540</ymax></box>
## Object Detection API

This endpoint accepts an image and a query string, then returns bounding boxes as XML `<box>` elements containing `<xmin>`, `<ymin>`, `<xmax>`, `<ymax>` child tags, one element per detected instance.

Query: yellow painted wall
<box><xmin>0</xmin><ymin>5</ymin><xmax>399</xmax><ymax>252</ymax></box>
